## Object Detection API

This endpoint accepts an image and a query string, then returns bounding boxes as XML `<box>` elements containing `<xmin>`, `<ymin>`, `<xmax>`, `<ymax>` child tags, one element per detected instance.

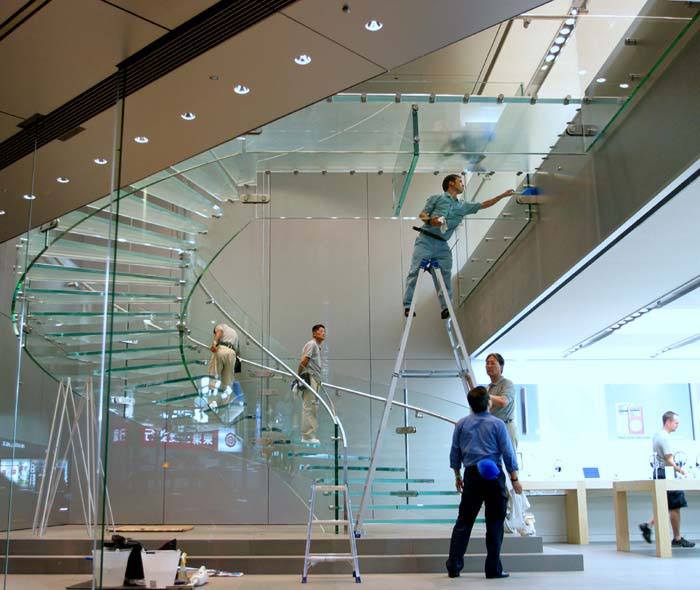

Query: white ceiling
<box><xmin>480</xmin><ymin>162</ymin><xmax>700</xmax><ymax>361</ymax></box>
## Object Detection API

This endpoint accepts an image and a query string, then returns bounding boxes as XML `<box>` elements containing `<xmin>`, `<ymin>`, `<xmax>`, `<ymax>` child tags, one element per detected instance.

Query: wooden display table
<box><xmin>613</xmin><ymin>479</ymin><xmax>700</xmax><ymax>557</ymax></box>
<box><xmin>522</xmin><ymin>480</ymin><xmax>612</xmax><ymax>544</ymax></box>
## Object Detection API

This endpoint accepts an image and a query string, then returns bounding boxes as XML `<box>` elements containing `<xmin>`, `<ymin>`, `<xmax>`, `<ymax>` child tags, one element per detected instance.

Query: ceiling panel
<box><xmin>0</xmin><ymin>0</ymin><xmax>164</xmax><ymax>119</ymax></box>
<box><xmin>0</xmin><ymin>112</ymin><xmax>22</xmax><ymax>142</ymax></box>
<box><xmin>282</xmin><ymin>0</ymin><xmax>550</xmax><ymax>70</ymax></box>
<box><xmin>0</xmin><ymin>13</ymin><xmax>384</xmax><ymax>240</ymax></box>
<box><xmin>107</xmin><ymin>0</ymin><xmax>219</xmax><ymax>30</ymax></box>
<box><xmin>0</xmin><ymin>0</ymin><xmax>28</xmax><ymax>23</ymax></box>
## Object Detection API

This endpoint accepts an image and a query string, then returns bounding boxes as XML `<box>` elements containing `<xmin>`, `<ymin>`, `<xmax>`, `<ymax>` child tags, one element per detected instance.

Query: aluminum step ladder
<box><xmin>302</xmin><ymin>483</ymin><xmax>361</xmax><ymax>583</ymax></box>
<box><xmin>354</xmin><ymin>257</ymin><xmax>475</xmax><ymax>534</ymax></box>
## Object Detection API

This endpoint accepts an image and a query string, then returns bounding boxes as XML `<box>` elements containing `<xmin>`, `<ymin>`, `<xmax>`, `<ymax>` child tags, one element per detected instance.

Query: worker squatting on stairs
<box><xmin>403</xmin><ymin>174</ymin><xmax>514</xmax><ymax>318</ymax></box>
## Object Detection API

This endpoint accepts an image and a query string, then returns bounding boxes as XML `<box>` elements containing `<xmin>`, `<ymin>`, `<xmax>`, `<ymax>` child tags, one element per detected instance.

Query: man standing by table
<box><xmin>446</xmin><ymin>386</ymin><xmax>522</xmax><ymax>579</ymax></box>
<box><xmin>639</xmin><ymin>411</ymin><xmax>695</xmax><ymax>548</ymax></box>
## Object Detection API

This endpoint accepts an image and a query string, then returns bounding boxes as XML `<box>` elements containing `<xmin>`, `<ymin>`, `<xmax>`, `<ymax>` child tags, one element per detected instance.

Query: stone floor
<box><xmin>3</xmin><ymin>542</ymin><xmax>700</xmax><ymax>590</ymax></box>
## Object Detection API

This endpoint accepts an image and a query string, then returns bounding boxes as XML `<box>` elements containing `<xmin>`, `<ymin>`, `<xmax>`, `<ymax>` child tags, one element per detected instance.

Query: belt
<box><xmin>412</xmin><ymin>226</ymin><xmax>447</xmax><ymax>242</ymax></box>
<box><xmin>218</xmin><ymin>341</ymin><xmax>236</xmax><ymax>351</ymax></box>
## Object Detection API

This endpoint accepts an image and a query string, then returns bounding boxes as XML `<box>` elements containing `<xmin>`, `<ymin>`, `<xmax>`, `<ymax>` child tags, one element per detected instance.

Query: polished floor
<box><xmin>3</xmin><ymin>543</ymin><xmax>700</xmax><ymax>589</ymax></box>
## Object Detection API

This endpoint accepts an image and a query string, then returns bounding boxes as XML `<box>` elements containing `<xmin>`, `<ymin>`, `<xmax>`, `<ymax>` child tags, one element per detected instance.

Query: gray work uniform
<box><xmin>300</xmin><ymin>339</ymin><xmax>325</xmax><ymax>439</ymax></box>
<box><xmin>488</xmin><ymin>377</ymin><xmax>518</xmax><ymax>449</ymax></box>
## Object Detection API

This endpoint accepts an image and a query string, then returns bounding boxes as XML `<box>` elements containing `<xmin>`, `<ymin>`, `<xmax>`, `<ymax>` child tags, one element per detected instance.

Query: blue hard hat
<box><xmin>477</xmin><ymin>459</ymin><xmax>500</xmax><ymax>480</ymax></box>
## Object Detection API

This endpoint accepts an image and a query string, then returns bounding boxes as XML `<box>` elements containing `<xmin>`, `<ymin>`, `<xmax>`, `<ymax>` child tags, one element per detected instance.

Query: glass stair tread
<box><xmin>366</xmin><ymin>518</ymin><xmax>480</xmax><ymax>524</ymax></box>
<box><xmin>286</xmin><ymin>452</ymin><xmax>370</xmax><ymax>461</ymax></box>
<box><xmin>315</xmin><ymin>478</ymin><xmax>433</xmax><ymax>484</ymax></box>
<box><xmin>28</xmin><ymin>237</ymin><xmax>184</xmax><ymax>269</ymax></box>
<box><xmin>301</xmin><ymin>465</ymin><xmax>405</xmax><ymax>472</ymax></box>
<box><xmin>350</xmin><ymin>490</ymin><xmax>459</xmax><ymax>497</ymax></box>
<box><xmin>68</xmin><ymin>345</ymin><xmax>181</xmax><ymax>362</ymax></box>
<box><xmin>134</xmin><ymin>374</ymin><xmax>209</xmax><ymax>391</ymax></box>
<box><xmin>26</xmin><ymin>263</ymin><xmax>182</xmax><ymax>285</ymax></box>
<box><xmin>43</xmin><ymin>328</ymin><xmax>180</xmax><ymax>345</ymax></box>
<box><xmin>88</xmin><ymin>194</ymin><xmax>208</xmax><ymax>233</ymax></box>
<box><xmin>59</xmin><ymin>211</ymin><xmax>194</xmax><ymax>252</ymax></box>
<box><xmin>24</xmin><ymin>288</ymin><xmax>180</xmax><ymax>304</ymax></box>
<box><xmin>172</xmin><ymin>160</ymin><xmax>237</xmax><ymax>202</ymax></box>
<box><xmin>366</xmin><ymin>504</ymin><xmax>459</xmax><ymax>510</ymax></box>
<box><xmin>105</xmin><ymin>359</ymin><xmax>202</xmax><ymax>376</ymax></box>
<box><xmin>131</xmin><ymin>171</ymin><xmax>222</xmax><ymax>217</ymax></box>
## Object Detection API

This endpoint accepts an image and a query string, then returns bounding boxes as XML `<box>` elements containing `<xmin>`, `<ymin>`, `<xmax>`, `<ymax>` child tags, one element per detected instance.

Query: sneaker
<box><xmin>671</xmin><ymin>537</ymin><xmax>695</xmax><ymax>548</ymax></box>
<box><xmin>440</xmin><ymin>309</ymin><xmax>450</xmax><ymax>319</ymax></box>
<box><xmin>639</xmin><ymin>523</ymin><xmax>652</xmax><ymax>544</ymax></box>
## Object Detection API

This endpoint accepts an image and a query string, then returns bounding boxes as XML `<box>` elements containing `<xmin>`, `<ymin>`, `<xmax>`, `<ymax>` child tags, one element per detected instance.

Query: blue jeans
<box><xmin>402</xmin><ymin>234</ymin><xmax>453</xmax><ymax>310</ymax></box>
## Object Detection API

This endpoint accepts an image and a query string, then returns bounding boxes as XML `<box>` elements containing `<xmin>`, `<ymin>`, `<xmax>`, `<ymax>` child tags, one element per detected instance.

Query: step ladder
<box><xmin>354</xmin><ymin>257</ymin><xmax>475</xmax><ymax>534</ymax></box>
<box><xmin>302</xmin><ymin>483</ymin><xmax>361</xmax><ymax>584</ymax></box>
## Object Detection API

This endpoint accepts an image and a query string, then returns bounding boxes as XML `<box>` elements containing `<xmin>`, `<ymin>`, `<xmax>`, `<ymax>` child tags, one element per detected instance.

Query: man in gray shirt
<box><xmin>297</xmin><ymin>324</ymin><xmax>326</xmax><ymax>444</ymax></box>
<box><xmin>485</xmin><ymin>353</ymin><xmax>517</xmax><ymax>449</ymax></box>
<box><xmin>639</xmin><ymin>411</ymin><xmax>695</xmax><ymax>547</ymax></box>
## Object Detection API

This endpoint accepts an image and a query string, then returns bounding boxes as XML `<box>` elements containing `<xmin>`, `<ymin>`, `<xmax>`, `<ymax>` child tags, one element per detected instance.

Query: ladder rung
<box><xmin>313</xmin><ymin>484</ymin><xmax>347</xmax><ymax>492</ymax></box>
<box><xmin>399</xmin><ymin>369</ymin><xmax>462</xmax><ymax>378</ymax></box>
<box><xmin>308</xmin><ymin>553</ymin><xmax>353</xmax><ymax>563</ymax></box>
<box><xmin>312</xmin><ymin>519</ymin><xmax>349</xmax><ymax>525</ymax></box>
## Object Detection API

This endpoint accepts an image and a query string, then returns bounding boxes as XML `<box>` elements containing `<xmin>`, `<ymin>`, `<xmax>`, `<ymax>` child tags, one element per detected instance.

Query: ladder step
<box><xmin>314</xmin><ymin>484</ymin><xmax>347</xmax><ymax>492</ymax></box>
<box><xmin>312</xmin><ymin>519</ymin><xmax>349</xmax><ymax>525</ymax></box>
<box><xmin>399</xmin><ymin>369</ymin><xmax>463</xmax><ymax>378</ymax></box>
<box><xmin>308</xmin><ymin>554</ymin><xmax>354</xmax><ymax>563</ymax></box>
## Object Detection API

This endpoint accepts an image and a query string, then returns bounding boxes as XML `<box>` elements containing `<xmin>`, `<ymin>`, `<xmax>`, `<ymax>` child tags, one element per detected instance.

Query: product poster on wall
<box><xmin>615</xmin><ymin>403</ymin><xmax>645</xmax><ymax>437</ymax></box>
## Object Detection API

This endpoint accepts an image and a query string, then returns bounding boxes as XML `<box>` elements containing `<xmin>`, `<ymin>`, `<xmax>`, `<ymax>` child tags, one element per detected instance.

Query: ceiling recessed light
<box><xmin>94</xmin><ymin>157</ymin><xmax>108</xmax><ymax>165</ymax></box>
<box><xmin>549</xmin><ymin>45</ymin><xmax>560</xmax><ymax>54</ymax></box>
<box><xmin>565</xmin><ymin>18</ymin><xmax>575</xmax><ymax>25</ymax></box>
<box><xmin>180</xmin><ymin>112</ymin><xmax>196</xmax><ymax>121</ymax></box>
<box><xmin>23</xmin><ymin>194</ymin><xmax>36</xmax><ymax>200</ymax></box>
<box><xmin>596</xmin><ymin>77</ymin><xmax>606</xmax><ymax>83</ymax></box>
<box><xmin>134</xmin><ymin>136</ymin><xmax>149</xmax><ymax>144</ymax></box>
<box><xmin>0</xmin><ymin>210</ymin><xmax>5</xmax><ymax>215</ymax></box>
<box><xmin>619</xmin><ymin>83</ymin><xmax>629</xmax><ymax>89</ymax></box>
<box><xmin>555</xmin><ymin>36</ymin><xmax>566</xmax><ymax>44</ymax></box>
<box><xmin>364</xmin><ymin>20</ymin><xmax>383</xmax><ymax>32</ymax></box>
<box><xmin>294</xmin><ymin>54</ymin><xmax>311</xmax><ymax>65</ymax></box>
<box><xmin>234</xmin><ymin>84</ymin><xmax>250</xmax><ymax>95</ymax></box>
<box><xmin>560</xmin><ymin>27</ymin><xmax>571</xmax><ymax>35</ymax></box>
<box><xmin>541</xmin><ymin>65</ymin><xmax>548</xmax><ymax>71</ymax></box>
<box><xmin>545</xmin><ymin>54</ymin><xmax>556</xmax><ymax>62</ymax></box>
<box><xmin>56</xmin><ymin>177</ymin><xmax>70</xmax><ymax>184</ymax></box>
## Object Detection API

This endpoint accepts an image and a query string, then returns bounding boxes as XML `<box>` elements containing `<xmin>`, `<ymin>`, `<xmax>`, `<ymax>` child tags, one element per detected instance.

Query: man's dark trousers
<box><xmin>446</xmin><ymin>466</ymin><xmax>508</xmax><ymax>577</ymax></box>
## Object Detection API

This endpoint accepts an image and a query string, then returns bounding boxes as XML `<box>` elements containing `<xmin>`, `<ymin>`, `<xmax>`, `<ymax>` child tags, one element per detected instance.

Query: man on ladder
<box><xmin>403</xmin><ymin>173</ymin><xmax>514</xmax><ymax>318</ymax></box>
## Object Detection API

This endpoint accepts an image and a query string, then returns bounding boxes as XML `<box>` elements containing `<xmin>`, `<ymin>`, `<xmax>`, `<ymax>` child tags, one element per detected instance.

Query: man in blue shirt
<box><xmin>403</xmin><ymin>174</ymin><xmax>514</xmax><ymax>318</ymax></box>
<box><xmin>446</xmin><ymin>386</ymin><xmax>522</xmax><ymax>579</ymax></box>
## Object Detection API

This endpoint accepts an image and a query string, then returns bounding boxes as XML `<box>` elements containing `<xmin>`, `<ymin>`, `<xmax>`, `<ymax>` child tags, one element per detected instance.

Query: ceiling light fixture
<box><xmin>56</xmin><ymin>177</ymin><xmax>70</xmax><ymax>184</ymax></box>
<box><xmin>555</xmin><ymin>36</ymin><xmax>566</xmax><ymax>44</ymax></box>
<box><xmin>549</xmin><ymin>45</ymin><xmax>560</xmax><ymax>54</ymax></box>
<box><xmin>560</xmin><ymin>27</ymin><xmax>571</xmax><ymax>35</ymax></box>
<box><xmin>294</xmin><ymin>54</ymin><xmax>312</xmax><ymax>65</ymax></box>
<box><xmin>94</xmin><ymin>157</ymin><xmax>108</xmax><ymax>165</ymax></box>
<box><xmin>596</xmin><ymin>77</ymin><xmax>606</xmax><ymax>83</ymax></box>
<box><xmin>0</xmin><ymin>210</ymin><xmax>5</xmax><ymax>215</ymax></box>
<box><xmin>180</xmin><ymin>112</ymin><xmax>196</xmax><ymax>121</ymax></box>
<box><xmin>23</xmin><ymin>194</ymin><xmax>36</xmax><ymax>200</ymax></box>
<box><xmin>134</xmin><ymin>136</ymin><xmax>149</xmax><ymax>144</ymax></box>
<box><xmin>541</xmin><ymin>65</ymin><xmax>549</xmax><ymax>71</ymax></box>
<box><xmin>619</xmin><ymin>83</ymin><xmax>629</xmax><ymax>89</ymax></box>
<box><xmin>545</xmin><ymin>54</ymin><xmax>556</xmax><ymax>62</ymax></box>
<box><xmin>234</xmin><ymin>84</ymin><xmax>250</xmax><ymax>95</ymax></box>
<box><xmin>565</xmin><ymin>18</ymin><xmax>575</xmax><ymax>25</ymax></box>
<box><xmin>364</xmin><ymin>20</ymin><xmax>383</xmax><ymax>32</ymax></box>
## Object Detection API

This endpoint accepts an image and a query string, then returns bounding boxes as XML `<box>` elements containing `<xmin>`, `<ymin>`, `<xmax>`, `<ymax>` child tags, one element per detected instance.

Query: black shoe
<box><xmin>486</xmin><ymin>572</ymin><xmax>510</xmax><ymax>579</ymax></box>
<box><xmin>639</xmin><ymin>523</ymin><xmax>652</xmax><ymax>544</ymax></box>
<box><xmin>671</xmin><ymin>537</ymin><xmax>695</xmax><ymax>548</ymax></box>
<box><xmin>440</xmin><ymin>309</ymin><xmax>450</xmax><ymax>319</ymax></box>
<box><xmin>447</xmin><ymin>571</ymin><xmax>460</xmax><ymax>578</ymax></box>
<box><xmin>404</xmin><ymin>308</ymin><xmax>416</xmax><ymax>317</ymax></box>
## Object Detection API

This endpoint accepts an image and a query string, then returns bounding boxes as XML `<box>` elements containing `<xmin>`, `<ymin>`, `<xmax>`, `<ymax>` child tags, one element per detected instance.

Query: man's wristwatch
<box><xmin>510</xmin><ymin>477</ymin><xmax>519</xmax><ymax>482</ymax></box>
